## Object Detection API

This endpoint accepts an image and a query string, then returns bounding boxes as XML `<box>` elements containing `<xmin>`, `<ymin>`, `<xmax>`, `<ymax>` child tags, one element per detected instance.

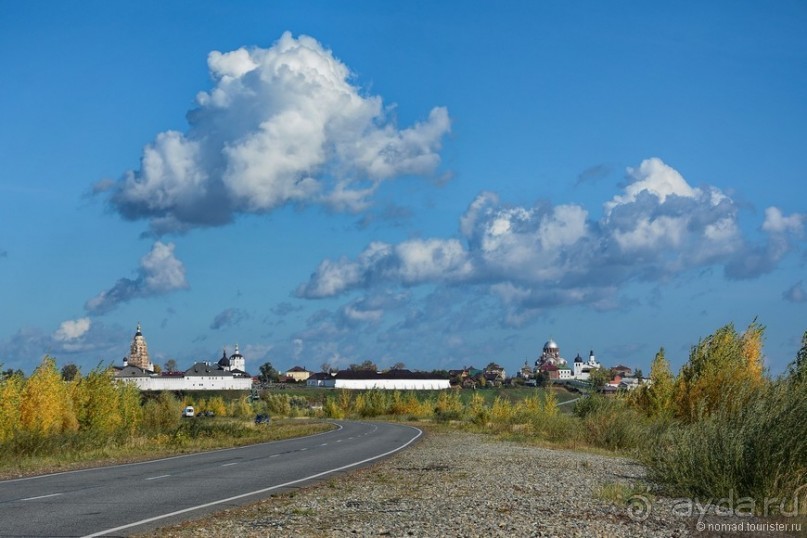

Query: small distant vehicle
<box><xmin>201</xmin><ymin>410</ymin><xmax>215</xmax><ymax>417</ymax></box>
<box><xmin>182</xmin><ymin>406</ymin><xmax>195</xmax><ymax>418</ymax></box>
<box><xmin>254</xmin><ymin>414</ymin><xmax>271</xmax><ymax>424</ymax></box>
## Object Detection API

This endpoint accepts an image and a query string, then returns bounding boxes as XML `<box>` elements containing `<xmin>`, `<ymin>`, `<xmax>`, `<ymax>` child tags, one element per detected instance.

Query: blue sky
<box><xmin>1</xmin><ymin>1</ymin><xmax>805</xmax><ymax>376</ymax></box>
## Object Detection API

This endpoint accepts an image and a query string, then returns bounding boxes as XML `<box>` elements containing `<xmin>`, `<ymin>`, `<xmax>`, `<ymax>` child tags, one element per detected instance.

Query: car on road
<box><xmin>254</xmin><ymin>413</ymin><xmax>271</xmax><ymax>424</ymax></box>
<box><xmin>182</xmin><ymin>406</ymin><xmax>195</xmax><ymax>418</ymax></box>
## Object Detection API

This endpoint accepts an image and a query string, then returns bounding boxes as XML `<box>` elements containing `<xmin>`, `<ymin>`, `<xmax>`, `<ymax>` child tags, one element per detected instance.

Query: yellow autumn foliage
<box><xmin>19</xmin><ymin>356</ymin><xmax>78</xmax><ymax>437</ymax></box>
<box><xmin>631</xmin><ymin>347</ymin><xmax>675</xmax><ymax>417</ymax></box>
<box><xmin>0</xmin><ymin>372</ymin><xmax>24</xmax><ymax>443</ymax></box>
<box><xmin>673</xmin><ymin>321</ymin><xmax>767</xmax><ymax>422</ymax></box>
<box><xmin>74</xmin><ymin>368</ymin><xmax>124</xmax><ymax>436</ymax></box>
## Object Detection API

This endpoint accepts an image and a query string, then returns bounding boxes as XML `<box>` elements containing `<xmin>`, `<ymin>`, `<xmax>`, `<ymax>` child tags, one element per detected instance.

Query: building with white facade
<box><xmin>116</xmin><ymin>363</ymin><xmax>253</xmax><ymax>391</ymax></box>
<box><xmin>534</xmin><ymin>339</ymin><xmax>602</xmax><ymax>381</ymax></box>
<box><xmin>114</xmin><ymin>325</ymin><xmax>252</xmax><ymax>391</ymax></box>
<box><xmin>572</xmin><ymin>350</ymin><xmax>602</xmax><ymax>381</ymax></box>
<box><xmin>306</xmin><ymin>369</ymin><xmax>450</xmax><ymax>390</ymax></box>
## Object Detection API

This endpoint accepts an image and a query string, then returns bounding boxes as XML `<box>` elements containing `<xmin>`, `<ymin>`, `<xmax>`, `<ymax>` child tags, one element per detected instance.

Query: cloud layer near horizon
<box><xmin>0</xmin><ymin>319</ymin><xmax>127</xmax><ymax>368</ymax></box>
<box><xmin>296</xmin><ymin>158</ymin><xmax>806</xmax><ymax>325</ymax></box>
<box><xmin>97</xmin><ymin>32</ymin><xmax>450</xmax><ymax>235</ymax></box>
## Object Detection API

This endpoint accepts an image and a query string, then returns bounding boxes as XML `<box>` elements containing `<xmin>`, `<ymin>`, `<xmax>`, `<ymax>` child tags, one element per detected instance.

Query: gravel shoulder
<box><xmin>139</xmin><ymin>427</ymin><xmax>803</xmax><ymax>538</ymax></box>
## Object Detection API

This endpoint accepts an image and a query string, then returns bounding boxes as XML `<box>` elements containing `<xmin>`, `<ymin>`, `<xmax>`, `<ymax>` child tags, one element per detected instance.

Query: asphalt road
<box><xmin>0</xmin><ymin>421</ymin><xmax>422</xmax><ymax>537</ymax></box>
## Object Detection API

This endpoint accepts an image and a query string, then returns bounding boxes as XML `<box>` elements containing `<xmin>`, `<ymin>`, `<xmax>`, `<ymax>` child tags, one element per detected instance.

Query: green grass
<box><xmin>595</xmin><ymin>481</ymin><xmax>653</xmax><ymax>505</ymax></box>
<box><xmin>639</xmin><ymin>379</ymin><xmax>807</xmax><ymax>515</ymax></box>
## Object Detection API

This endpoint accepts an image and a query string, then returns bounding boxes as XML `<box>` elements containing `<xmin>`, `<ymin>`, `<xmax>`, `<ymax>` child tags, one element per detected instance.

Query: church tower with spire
<box><xmin>127</xmin><ymin>322</ymin><xmax>154</xmax><ymax>371</ymax></box>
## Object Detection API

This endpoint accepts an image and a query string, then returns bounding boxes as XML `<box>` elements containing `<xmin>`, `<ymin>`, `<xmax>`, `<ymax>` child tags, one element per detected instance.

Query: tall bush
<box><xmin>673</xmin><ymin>321</ymin><xmax>766</xmax><ymax>422</ymax></box>
<box><xmin>0</xmin><ymin>372</ymin><xmax>24</xmax><ymax>443</ymax></box>
<box><xmin>142</xmin><ymin>391</ymin><xmax>181</xmax><ymax>433</ymax></box>
<box><xmin>643</xmin><ymin>378</ymin><xmax>806</xmax><ymax>514</ymax></box>
<box><xmin>19</xmin><ymin>357</ymin><xmax>78</xmax><ymax>437</ymax></box>
<box><xmin>631</xmin><ymin>347</ymin><xmax>674</xmax><ymax>418</ymax></box>
<box><xmin>73</xmin><ymin>368</ymin><xmax>123</xmax><ymax>437</ymax></box>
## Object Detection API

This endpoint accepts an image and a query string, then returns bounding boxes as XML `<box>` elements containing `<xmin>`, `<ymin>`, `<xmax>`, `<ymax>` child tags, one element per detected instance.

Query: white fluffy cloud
<box><xmin>85</xmin><ymin>242</ymin><xmax>188</xmax><ymax>314</ymax></box>
<box><xmin>605</xmin><ymin>157</ymin><xmax>699</xmax><ymax>212</ymax></box>
<box><xmin>53</xmin><ymin>318</ymin><xmax>91</xmax><ymax>341</ymax></box>
<box><xmin>100</xmin><ymin>32</ymin><xmax>450</xmax><ymax>234</ymax></box>
<box><xmin>762</xmin><ymin>206</ymin><xmax>805</xmax><ymax>235</ymax></box>
<box><xmin>296</xmin><ymin>238</ymin><xmax>471</xmax><ymax>298</ymax></box>
<box><xmin>297</xmin><ymin>158</ymin><xmax>805</xmax><ymax>323</ymax></box>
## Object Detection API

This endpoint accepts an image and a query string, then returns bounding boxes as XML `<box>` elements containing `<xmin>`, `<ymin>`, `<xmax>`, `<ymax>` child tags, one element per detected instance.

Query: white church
<box><xmin>531</xmin><ymin>339</ymin><xmax>602</xmax><ymax>381</ymax></box>
<box><xmin>113</xmin><ymin>324</ymin><xmax>254</xmax><ymax>391</ymax></box>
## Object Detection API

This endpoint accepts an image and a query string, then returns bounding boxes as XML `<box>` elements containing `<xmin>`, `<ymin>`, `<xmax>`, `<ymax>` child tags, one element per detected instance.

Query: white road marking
<box><xmin>145</xmin><ymin>475</ymin><xmax>171</xmax><ymax>481</ymax></box>
<box><xmin>21</xmin><ymin>493</ymin><xmax>62</xmax><ymax>501</ymax></box>
<box><xmin>83</xmin><ymin>424</ymin><xmax>423</xmax><ymax>538</ymax></box>
<box><xmin>221</xmin><ymin>462</ymin><xmax>238</xmax><ymax>467</ymax></box>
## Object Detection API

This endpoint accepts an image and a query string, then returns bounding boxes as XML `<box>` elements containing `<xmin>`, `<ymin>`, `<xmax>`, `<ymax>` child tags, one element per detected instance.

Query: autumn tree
<box><xmin>73</xmin><ymin>367</ymin><xmax>123</xmax><ymax>436</ymax></box>
<box><xmin>673</xmin><ymin>321</ymin><xmax>767</xmax><ymax>422</ymax></box>
<box><xmin>116</xmin><ymin>380</ymin><xmax>143</xmax><ymax>437</ymax></box>
<box><xmin>19</xmin><ymin>356</ymin><xmax>78</xmax><ymax>436</ymax></box>
<box><xmin>0</xmin><ymin>371</ymin><xmax>24</xmax><ymax>443</ymax></box>
<box><xmin>632</xmin><ymin>347</ymin><xmax>674</xmax><ymax>417</ymax></box>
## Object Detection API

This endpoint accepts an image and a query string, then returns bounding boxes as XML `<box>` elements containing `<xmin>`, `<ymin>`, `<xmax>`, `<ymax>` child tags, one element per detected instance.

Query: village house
<box><xmin>283</xmin><ymin>366</ymin><xmax>312</xmax><ymax>382</ymax></box>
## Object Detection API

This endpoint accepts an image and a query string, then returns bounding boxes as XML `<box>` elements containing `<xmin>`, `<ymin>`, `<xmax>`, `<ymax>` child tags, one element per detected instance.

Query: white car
<box><xmin>182</xmin><ymin>406</ymin><xmax>195</xmax><ymax>418</ymax></box>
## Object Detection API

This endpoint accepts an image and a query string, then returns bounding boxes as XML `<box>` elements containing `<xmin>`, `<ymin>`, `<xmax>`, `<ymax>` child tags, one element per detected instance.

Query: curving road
<box><xmin>0</xmin><ymin>421</ymin><xmax>421</xmax><ymax>537</ymax></box>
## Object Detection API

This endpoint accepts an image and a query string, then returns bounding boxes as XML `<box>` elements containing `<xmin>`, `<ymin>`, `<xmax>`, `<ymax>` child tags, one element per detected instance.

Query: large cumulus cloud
<box><xmin>98</xmin><ymin>32</ymin><xmax>450</xmax><ymax>234</ymax></box>
<box><xmin>296</xmin><ymin>157</ymin><xmax>805</xmax><ymax>324</ymax></box>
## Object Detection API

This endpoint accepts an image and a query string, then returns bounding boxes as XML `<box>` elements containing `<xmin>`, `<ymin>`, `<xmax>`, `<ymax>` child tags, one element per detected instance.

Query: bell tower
<box><xmin>127</xmin><ymin>322</ymin><xmax>154</xmax><ymax>371</ymax></box>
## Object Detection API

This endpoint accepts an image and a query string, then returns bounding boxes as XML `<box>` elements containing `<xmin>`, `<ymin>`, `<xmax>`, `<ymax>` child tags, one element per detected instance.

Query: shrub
<box><xmin>434</xmin><ymin>391</ymin><xmax>463</xmax><ymax>422</ymax></box>
<box><xmin>323</xmin><ymin>396</ymin><xmax>345</xmax><ymax>419</ymax></box>
<box><xmin>141</xmin><ymin>392</ymin><xmax>182</xmax><ymax>434</ymax></box>
<box><xmin>574</xmin><ymin>396</ymin><xmax>648</xmax><ymax>452</ymax></box>
<box><xmin>359</xmin><ymin>390</ymin><xmax>388</xmax><ymax>417</ymax></box>
<box><xmin>642</xmin><ymin>378</ymin><xmax>807</xmax><ymax>514</ymax></box>
<box><xmin>467</xmin><ymin>392</ymin><xmax>490</xmax><ymax>425</ymax></box>
<box><xmin>263</xmin><ymin>393</ymin><xmax>292</xmax><ymax>416</ymax></box>
<box><xmin>0</xmin><ymin>372</ymin><xmax>24</xmax><ymax>443</ymax></box>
